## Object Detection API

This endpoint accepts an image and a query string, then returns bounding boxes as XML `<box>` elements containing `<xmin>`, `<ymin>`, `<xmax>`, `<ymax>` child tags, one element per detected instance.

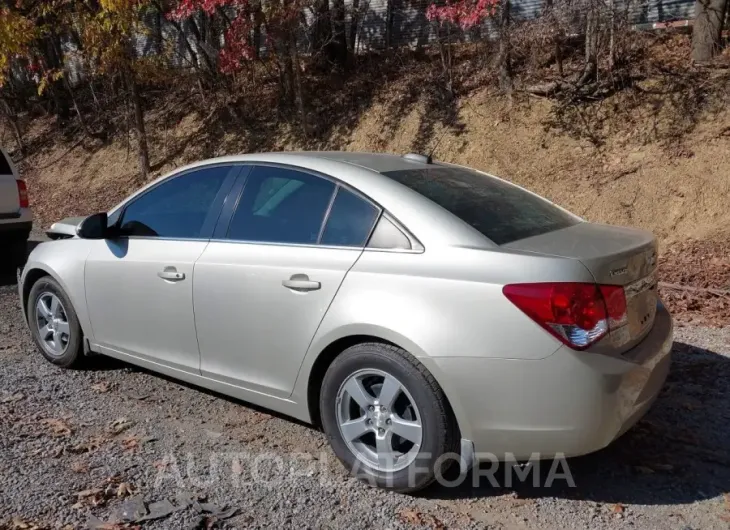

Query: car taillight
<box><xmin>503</xmin><ymin>282</ymin><xmax>627</xmax><ymax>350</ymax></box>
<box><xmin>17</xmin><ymin>180</ymin><xmax>29</xmax><ymax>208</ymax></box>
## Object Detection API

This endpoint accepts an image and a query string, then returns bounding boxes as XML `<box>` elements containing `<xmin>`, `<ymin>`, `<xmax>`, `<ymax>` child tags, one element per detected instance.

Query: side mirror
<box><xmin>76</xmin><ymin>212</ymin><xmax>109</xmax><ymax>239</ymax></box>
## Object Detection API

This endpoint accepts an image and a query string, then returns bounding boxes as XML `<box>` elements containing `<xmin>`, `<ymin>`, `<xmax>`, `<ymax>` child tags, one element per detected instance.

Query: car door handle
<box><xmin>158</xmin><ymin>268</ymin><xmax>185</xmax><ymax>282</ymax></box>
<box><xmin>282</xmin><ymin>274</ymin><xmax>321</xmax><ymax>292</ymax></box>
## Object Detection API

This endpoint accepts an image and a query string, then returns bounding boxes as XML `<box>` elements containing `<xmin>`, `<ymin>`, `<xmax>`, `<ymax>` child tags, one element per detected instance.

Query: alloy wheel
<box><xmin>336</xmin><ymin>369</ymin><xmax>423</xmax><ymax>473</ymax></box>
<box><xmin>35</xmin><ymin>292</ymin><xmax>70</xmax><ymax>357</ymax></box>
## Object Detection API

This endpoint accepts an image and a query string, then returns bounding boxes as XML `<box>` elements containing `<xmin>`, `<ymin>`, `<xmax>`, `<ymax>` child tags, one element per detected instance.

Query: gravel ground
<box><xmin>1</xmin><ymin>235</ymin><xmax>729</xmax><ymax>530</ymax></box>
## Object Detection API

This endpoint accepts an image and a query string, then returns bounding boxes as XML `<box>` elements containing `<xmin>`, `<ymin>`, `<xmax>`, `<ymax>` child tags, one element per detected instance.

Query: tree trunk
<box><xmin>331</xmin><ymin>0</ymin><xmax>349</xmax><ymax>67</ymax></box>
<box><xmin>498</xmin><ymin>0</ymin><xmax>513</xmax><ymax>94</ymax></box>
<box><xmin>692</xmin><ymin>0</ymin><xmax>728</xmax><ymax>62</ymax></box>
<box><xmin>290</xmin><ymin>38</ymin><xmax>308</xmax><ymax>137</ymax></box>
<box><xmin>580</xmin><ymin>4</ymin><xmax>598</xmax><ymax>84</ymax></box>
<box><xmin>555</xmin><ymin>39</ymin><xmax>564</xmax><ymax>77</ymax></box>
<box><xmin>349</xmin><ymin>0</ymin><xmax>361</xmax><ymax>52</ymax></box>
<box><xmin>0</xmin><ymin>95</ymin><xmax>24</xmax><ymax>153</ymax></box>
<box><xmin>385</xmin><ymin>0</ymin><xmax>397</xmax><ymax>49</ymax></box>
<box><xmin>48</xmin><ymin>30</ymin><xmax>94</xmax><ymax>137</ymax></box>
<box><xmin>312</xmin><ymin>0</ymin><xmax>332</xmax><ymax>56</ymax></box>
<box><xmin>126</xmin><ymin>70</ymin><xmax>150</xmax><ymax>179</ymax></box>
<box><xmin>252</xmin><ymin>3</ymin><xmax>263</xmax><ymax>59</ymax></box>
<box><xmin>42</xmin><ymin>35</ymin><xmax>71</xmax><ymax>124</ymax></box>
<box><xmin>279</xmin><ymin>38</ymin><xmax>295</xmax><ymax>105</ymax></box>
<box><xmin>437</xmin><ymin>25</ymin><xmax>453</xmax><ymax>94</ymax></box>
<box><xmin>544</xmin><ymin>0</ymin><xmax>563</xmax><ymax>77</ymax></box>
<box><xmin>187</xmin><ymin>16</ymin><xmax>217</xmax><ymax>74</ymax></box>
<box><xmin>608</xmin><ymin>0</ymin><xmax>616</xmax><ymax>70</ymax></box>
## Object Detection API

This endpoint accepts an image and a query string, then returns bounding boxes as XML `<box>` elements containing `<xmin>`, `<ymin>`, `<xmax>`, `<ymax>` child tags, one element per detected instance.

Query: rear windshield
<box><xmin>383</xmin><ymin>166</ymin><xmax>578</xmax><ymax>245</ymax></box>
<box><xmin>0</xmin><ymin>151</ymin><xmax>12</xmax><ymax>175</ymax></box>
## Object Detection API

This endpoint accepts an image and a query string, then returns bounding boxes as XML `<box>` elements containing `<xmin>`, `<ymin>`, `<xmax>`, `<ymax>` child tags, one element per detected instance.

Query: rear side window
<box><xmin>321</xmin><ymin>188</ymin><xmax>379</xmax><ymax>247</ymax></box>
<box><xmin>0</xmin><ymin>151</ymin><xmax>12</xmax><ymax>175</ymax></box>
<box><xmin>228</xmin><ymin>166</ymin><xmax>335</xmax><ymax>244</ymax></box>
<box><xmin>383</xmin><ymin>167</ymin><xmax>578</xmax><ymax>245</ymax></box>
<box><xmin>119</xmin><ymin>165</ymin><xmax>231</xmax><ymax>238</ymax></box>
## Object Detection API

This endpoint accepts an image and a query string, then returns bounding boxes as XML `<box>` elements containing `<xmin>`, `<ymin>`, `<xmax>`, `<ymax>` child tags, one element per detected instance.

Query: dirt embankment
<box><xmin>13</xmin><ymin>85</ymin><xmax>730</xmax><ymax>247</ymax></box>
<box><xmin>3</xmin><ymin>36</ymin><xmax>729</xmax><ymax>325</ymax></box>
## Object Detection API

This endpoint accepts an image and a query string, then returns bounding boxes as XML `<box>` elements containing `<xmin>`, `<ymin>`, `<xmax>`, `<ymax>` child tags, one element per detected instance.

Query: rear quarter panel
<box><xmin>291</xmin><ymin>245</ymin><xmax>596</xmax><ymax>426</ymax></box>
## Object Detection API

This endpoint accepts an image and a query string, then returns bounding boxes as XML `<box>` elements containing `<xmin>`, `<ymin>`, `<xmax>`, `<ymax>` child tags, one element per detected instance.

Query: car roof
<box><xmin>113</xmin><ymin>151</ymin><xmax>496</xmax><ymax>250</ymax></box>
<box><xmin>174</xmin><ymin>151</ymin><xmax>433</xmax><ymax>175</ymax></box>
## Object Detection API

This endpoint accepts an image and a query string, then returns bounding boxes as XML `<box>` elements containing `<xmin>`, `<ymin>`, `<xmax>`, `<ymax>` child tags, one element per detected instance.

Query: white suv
<box><xmin>0</xmin><ymin>146</ymin><xmax>32</xmax><ymax>270</ymax></box>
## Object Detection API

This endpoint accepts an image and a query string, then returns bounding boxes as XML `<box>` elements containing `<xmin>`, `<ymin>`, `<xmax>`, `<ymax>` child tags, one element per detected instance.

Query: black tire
<box><xmin>320</xmin><ymin>342</ymin><xmax>459</xmax><ymax>493</ymax></box>
<box><xmin>27</xmin><ymin>275</ymin><xmax>85</xmax><ymax>368</ymax></box>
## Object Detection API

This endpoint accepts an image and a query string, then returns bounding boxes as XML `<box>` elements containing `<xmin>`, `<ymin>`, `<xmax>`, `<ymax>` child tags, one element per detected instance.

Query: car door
<box><xmin>85</xmin><ymin>164</ymin><xmax>239</xmax><ymax>372</ymax></box>
<box><xmin>194</xmin><ymin>165</ymin><xmax>381</xmax><ymax>398</ymax></box>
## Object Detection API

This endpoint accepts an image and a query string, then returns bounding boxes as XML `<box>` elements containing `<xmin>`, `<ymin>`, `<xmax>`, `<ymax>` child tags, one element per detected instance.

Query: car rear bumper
<box><xmin>429</xmin><ymin>302</ymin><xmax>672</xmax><ymax>461</ymax></box>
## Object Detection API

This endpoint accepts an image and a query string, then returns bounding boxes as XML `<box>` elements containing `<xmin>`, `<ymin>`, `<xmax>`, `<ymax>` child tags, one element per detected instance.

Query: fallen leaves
<box><xmin>152</xmin><ymin>459</ymin><xmax>170</xmax><ymax>471</ymax></box>
<box><xmin>88</xmin><ymin>493</ymin><xmax>238</xmax><ymax>527</ymax></box>
<box><xmin>69</xmin><ymin>435</ymin><xmax>109</xmax><ymax>454</ymax></box>
<box><xmin>399</xmin><ymin>508</ymin><xmax>446</xmax><ymax>529</ymax></box>
<box><xmin>120</xmin><ymin>434</ymin><xmax>156</xmax><ymax>453</ymax></box>
<box><xmin>108</xmin><ymin>417</ymin><xmax>135</xmax><ymax>435</ymax></box>
<box><xmin>0</xmin><ymin>392</ymin><xmax>25</xmax><ymax>404</ymax></box>
<box><xmin>70</xmin><ymin>460</ymin><xmax>90</xmax><ymax>474</ymax></box>
<box><xmin>121</xmin><ymin>435</ymin><xmax>140</xmax><ymax>453</ymax></box>
<box><xmin>3</xmin><ymin>518</ymin><xmax>47</xmax><ymax>530</ymax></box>
<box><xmin>116</xmin><ymin>482</ymin><xmax>136</xmax><ymax>498</ymax></box>
<box><xmin>72</xmin><ymin>476</ymin><xmax>135</xmax><ymax>510</ymax></box>
<box><xmin>91</xmin><ymin>381</ymin><xmax>113</xmax><ymax>393</ymax></box>
<box><xmin>659</xmin><ymin>238</ymin><xmax>730</xmax><ymax>327</ymax></box>
<box><xmin>40</xmin><ymin>418</ymin><xmax>73</xmax><ymax>437</ymax></box>
<box><xmin>86</xmin><ymin>520</ymin><xmax>139</xmax><ymax>530</ymax></box>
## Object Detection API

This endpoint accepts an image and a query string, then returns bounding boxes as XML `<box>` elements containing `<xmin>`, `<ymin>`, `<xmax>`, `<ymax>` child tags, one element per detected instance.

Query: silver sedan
<box><xmin>19</xmin><ymin>152</ymin><xmax>672</xmax><ymax>492</ymax></box>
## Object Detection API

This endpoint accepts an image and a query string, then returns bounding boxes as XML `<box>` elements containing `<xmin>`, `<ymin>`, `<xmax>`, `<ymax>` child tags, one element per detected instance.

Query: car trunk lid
<box><xmin>503</xmin><ymin>222</ymin><xmax>659</xmax><ymax>351</ymax></box>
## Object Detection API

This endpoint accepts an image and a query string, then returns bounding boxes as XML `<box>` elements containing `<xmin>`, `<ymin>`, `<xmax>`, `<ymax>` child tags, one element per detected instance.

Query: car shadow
<box><xmin>0</xmin><ymin>240</ymin><xmax>42</xmax><ymax>287</ymax></box>
<box><xmin>77</xmin><ymin>354</ymin><xmax>317</xmax><ymax>430</ymax></box>
<box><xmin>423</xmin><ymin>341</ymin><xmax>730</xmax><ymax>506</ymax></box>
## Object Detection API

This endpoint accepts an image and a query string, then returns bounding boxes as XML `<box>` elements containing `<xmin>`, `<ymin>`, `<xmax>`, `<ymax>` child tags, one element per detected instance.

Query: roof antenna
<box><xmin>428</xmin><ymin>126</ymin><xmax>450</xmax><ymax>162</ymax></box>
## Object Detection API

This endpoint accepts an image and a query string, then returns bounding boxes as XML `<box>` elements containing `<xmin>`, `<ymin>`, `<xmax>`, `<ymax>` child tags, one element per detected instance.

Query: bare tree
<box><xmin>498</xmin><ymin>0</ymin><xmax>514</xmax><ymax>94</ymax></box>
<box><xmin>349</xmin><ymin>0</ymin><xmax>361</xmax><ymax>53</ymax></box>
<box><xmin>580</xmin><ymin>0</ymin><xmax>599</xmax><ymax>84</ymax></box>
<box><xmin>331</xmin><ymin>0</ymin><xmax>349</xmax><ymax>67</ymax></box>
<box><xmin>125</xmin><ymin>69</ymin><xmax>150</xmax><ymax>179</ymax></box>
<box><xmin>0</xmin><ymin>93</ymin><xmax>24</xmax><ymax>153</ymax></box>
<box><xmin>692</xmin><ymin>0</ymin><xmax>728</xmax><ymax>62</ymax></box>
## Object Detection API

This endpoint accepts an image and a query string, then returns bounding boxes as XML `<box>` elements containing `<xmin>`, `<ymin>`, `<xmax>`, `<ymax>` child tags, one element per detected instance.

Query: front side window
<box><xmin>227</xmin><ymin>166</ymin><xmax>336</xmax><ymax>244</ymax></box>
<box><xmin>320</xmin><ymin>188</ymin><xmax>379</xmax><ymax>247</ymax></box>
<box><xmin>119</xmin><ymin>165</ymin><xmax>232</xmax><ymax>238</ymax></box>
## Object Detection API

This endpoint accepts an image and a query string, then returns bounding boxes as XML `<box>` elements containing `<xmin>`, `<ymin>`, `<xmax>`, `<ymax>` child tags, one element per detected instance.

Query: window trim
<box><xmin>364</xmin><ymin>212</ymin><xmax>424</xmax><ymax>254</ymax></box>
<box><xmin>216</xmin><ymin>162</ymin><xmax>385</xmax><ymax>250</ymax></box>
<box><xmin>111</xmin><ymin>163</ymin><xmax>242</xmax><ymax>241</ymax></box>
